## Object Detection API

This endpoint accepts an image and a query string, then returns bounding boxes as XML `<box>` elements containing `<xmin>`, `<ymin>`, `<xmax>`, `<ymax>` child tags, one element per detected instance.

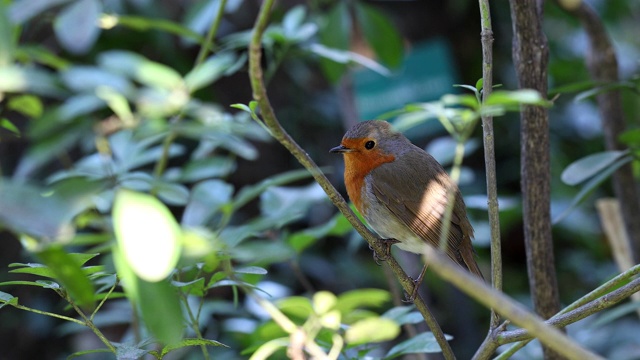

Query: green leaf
<box><xmin>561</xmin><ymin>150</ymin><xmax>630</xmax><ymax>186</ymax></box>
<box><xmin>185</xmin><ymin>52</ymin><xmax>237</xmax><ymax>92</ymax></box>
<box><xmin>53</xmin><ymin>0</ymin><xmax>102</xmax><ymax>55</ymax></box>
<box><xmin>113</xmin><ymin>189</ymin><xmax>182</xmax><ymax>282</ymax></box>
<box><xmin>112</xmin><ymin>14</ymin><xmax>204</xmax><ymax>43</ymax></box>
<box><xmin>313</xmin><ymin>291</ymin><xmax>337</xmax><ymax>315</ymax></box>
<box><xmin>0</xmin><ymin>181</ymin><xmax>75</xmax><ymax>240</ymax></box>
<box><xmin>259</xmin><ymin>183</ymin><xmax>326</xmax><ymax>227</ymax></box>
<box><xmin>9</xmin><ymin>0</ymin><xmax>70</xmax><ymax>23</ymax></box>
<box><xmin>354</xmin><ymin>2</ymin><xmax>403</xmax><ymax>68</ymax></box>
<box><xmin>276</xmin><ymin>296</ymin><xmax>313</xmax><ymax>319</ymax></box>
<box><xmin>153</xmin><ymin>182</ymin><xmax>190</xmax><ymax>206</ymax></box>
<box><xmin>235</xmin><ymin>266</ymin><xmax>268</xmax><ymax>275</ymax></box>
<box><xmin>250</xmin><ymin>338</ymin><xmax>289</xmax><ymax>360</ymax></box>
<box><xmin>382</xmin><ymin>306</ymin><xmax>424</xmax><ymax>325</ymax></box>
<box><xmin>67</xmin><ymin>348</ymin><xmax>114</xmax><ymax>360</ymax></box>
<box><xmin>36</xmin><ymin>245</ymin><xmax>95</xmax><ymax>309</ymax></box>
<box><xmin>308</xmin><ymin>44</ymin><xmax>390</xmax><ymax>77</ymax></box>
<box><xmin>98</xmin><ymin>51</ymin><xmax>184</xmax><ymax>90</ymax></box>
<box><xmin>0</xmin><ymin>2</ymin><xmax>16</xmax><ymax>66</ymax></box>
<box><xmin>179</xmin><ymin>157</ymin><xmax>236</xmax><ymax>182</ymax></box>
<box><xmin>318</xmin><ymin>2</ymin><xmax>350</xmax><ymax>83</ymax></box>
<box><xmin>619</xmin><ymin>129</ymin><xmax>640</xmax><ymax>147</ymax></box>
<box><xmin>8</xmin><ymin>95</ymin><xmax>43</xmax><ymax>118</ymax></box>
<box><xmin>1</xmin><ymin>118</ymin><xmax>20</xmax><ymax>136</ymax></box>
<box><xmin>182</xmin><ymin>179</ymin><xmax>234</xmax><ymax>226</ymax></box>
<box><xmin>385</xmin><ymin>331</ymin><xmax>453</xmax><ymax>358</ymax></box>
<box><xmin>345</xmin><ymin>317</ymin><xmax>400</xmax><ymax>346</ymax></box>
<box><xmin>171</xmin><ymin>278</ymin><xmax>206</xmax><ymax>296</ymax></box>
<box><xmin>113</xmin><ymin>245</ymin><xmax>184</xmax><ymax>346</ymax></box>
<box><xmin>159</xmin><ymin>338</ymin><xmax>227</xmax><ymax>357</ymax></box>
<box><xmin>0</xmin><ymin>280</ymin><xmax>52</xmax><ymax>288</ymax></box>
<box><xmin>0</xmin><ymin>290</ymin><xmax>18</xmax><ymax>309</ymax></box>
<box><xmin>9</xmin><ymin>262</ymin><xmax>55</xmax><ymax>277</ymax></box>
<box><xmin>0</xmin><ymin>65</ymin><xmax>61</xmax><ymax>96</ymax></box>
<box><xmin>335</xmin><ymin>288</ymin><xmax>390</xmax><ymax>314</ymax></box>
<box><xmin>486</xmin><ymin>89</ymin><xmax>551</xmax><ymax>107</ymax></box>
<box><xmin>554</xmin><ymin>155</ymin><xmax>633</xmax><ymax>224</ymax></box>
<box><xmin>232</xmin><ymin>169</ymin><xmax>314</xmax><ymax>211</ymax></box>
<box><xmin>475</xmin><ymin>78</ymin><xmax>484</xmax><ymax>92</ymax></box>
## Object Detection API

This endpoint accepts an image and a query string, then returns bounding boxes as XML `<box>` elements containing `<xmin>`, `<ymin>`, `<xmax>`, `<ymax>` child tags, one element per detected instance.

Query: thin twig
<box><xmin>477</xmin><ymin>0</ymin><xmax>502</xmax><ymax>330</ymax></box>
<box><xmin>247</xmin><ymin>1</ymin><xmax>456</xmax><ymax>358</ymax></box>
<box><xmin>195</xmin><ymin>0</ymin><xmax>228</xmax><ymax>67</ymax></box>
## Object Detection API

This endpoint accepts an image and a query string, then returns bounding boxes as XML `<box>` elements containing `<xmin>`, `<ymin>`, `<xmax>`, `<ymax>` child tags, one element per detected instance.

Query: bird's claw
<box><xmin>371</xmin><ymin>238</ymin><xmax>400</xmax><ymax>265</ymax></box>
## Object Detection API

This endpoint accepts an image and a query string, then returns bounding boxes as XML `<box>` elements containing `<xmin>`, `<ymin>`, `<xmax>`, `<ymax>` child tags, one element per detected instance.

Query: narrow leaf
<box><xmin>561</xmin><ymin>150</ymin><xmax>629</xmax><ymax>185</ymax></box>
<box><xmin>53</xmin><ymin>0</ymin><xmax>102</xmax><ymax>55</ymax></box>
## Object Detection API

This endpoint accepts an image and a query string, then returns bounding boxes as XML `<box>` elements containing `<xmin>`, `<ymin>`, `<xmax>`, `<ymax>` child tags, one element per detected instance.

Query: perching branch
<box><xmin>477</xmin><ymin>0</ymin><xmax>502</xmax><ymax>330</ymax></box>
<box><xmin>247</xmin><ymin>1</ymin><xmax>455</xmax><ymax>358</ymax></box>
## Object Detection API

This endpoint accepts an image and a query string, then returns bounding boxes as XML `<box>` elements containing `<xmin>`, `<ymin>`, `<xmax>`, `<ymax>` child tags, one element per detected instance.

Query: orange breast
<box><xmin>343</xmin><ymin>148</ymin><xmax>395</xmax><ymax>214</ymax></box>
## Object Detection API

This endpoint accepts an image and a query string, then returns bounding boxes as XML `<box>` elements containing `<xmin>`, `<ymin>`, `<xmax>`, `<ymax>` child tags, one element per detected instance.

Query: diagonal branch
<box><xmin>247</xmin><ymin>1</ymin><xmax>455</xmax><ymax>358</ymax></box>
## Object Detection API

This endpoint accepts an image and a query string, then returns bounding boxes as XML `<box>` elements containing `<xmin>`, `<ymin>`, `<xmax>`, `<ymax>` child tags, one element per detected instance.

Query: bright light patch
<box><xmin>113</xmin><ymin>189</ymin><xmax>181</xmax><ymax>282</ymax></box>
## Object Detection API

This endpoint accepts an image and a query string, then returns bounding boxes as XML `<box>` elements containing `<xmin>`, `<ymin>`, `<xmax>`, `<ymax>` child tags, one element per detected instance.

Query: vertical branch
<box><xmin>477</xmin><ymin>0</ymin><xmax>502</xmax><ymax>329</ymax></box>
<box><xmin>558</xmin><ymin>0</ymin><xmax>640</xmax><ymax>263</ymax></box>
<box><xmin>509</xmin><ymin>1</ymin><xmax>563</xmax><ymax>359</ymax></box>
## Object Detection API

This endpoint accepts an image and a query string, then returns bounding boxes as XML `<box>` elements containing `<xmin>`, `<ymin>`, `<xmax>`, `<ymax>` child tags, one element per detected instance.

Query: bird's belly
<box><xmin>363</xmin><ymin>196</ymin><xmax>426</xmax><ymax>255</ymax></box>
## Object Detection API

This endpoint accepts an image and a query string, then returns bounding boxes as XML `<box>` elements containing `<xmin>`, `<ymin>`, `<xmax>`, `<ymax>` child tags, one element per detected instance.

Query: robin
<box><xmin>330</xmin><ymin>120</ymin><xmax>483</xmax><ymax>295</ymax></box>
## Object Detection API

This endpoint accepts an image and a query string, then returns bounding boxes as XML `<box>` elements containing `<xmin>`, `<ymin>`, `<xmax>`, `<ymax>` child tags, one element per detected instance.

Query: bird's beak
<box><xmin>330</xmin><ymin>144</ymin><xmax>351</xmax><ymax>153</ymax></box>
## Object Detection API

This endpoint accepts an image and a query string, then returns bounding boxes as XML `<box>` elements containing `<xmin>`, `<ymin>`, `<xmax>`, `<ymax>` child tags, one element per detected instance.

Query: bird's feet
<box><xmin>371</xmin><ymin>238</ymin><xmax>400</xmax><ymax>265</ymax></box>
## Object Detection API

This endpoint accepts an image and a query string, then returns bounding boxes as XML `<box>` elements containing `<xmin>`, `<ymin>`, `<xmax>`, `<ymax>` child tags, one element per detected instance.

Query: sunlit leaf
<box><xmin>561</xmin><ymin>150</ymin><xmax>630</xmax><ymax>185</ymax></box>
<box><xmin>486</xmin><ymin>89</ymin><xmax>551</xmax><ymax>107</ymax></box>
<box><xmin>53</xmin><ymin>0</ymin><xmax>102</xmax><ymax>55</ymax></box>
<box><xmin>276</xmin><ymin>296</ymin><xmax>313</xmax><ymax>319</ymax></box>
<box><xmin>113</xmin><ymin>189</ymin><xmax>182</xmax><ymax>282</ymax></box>
<box><xmin>345</xmin><ymin>317</ymin><xmax>400</xmax><ymax>345</ymax></box>
<box><xmin>8</xmin><ymin>95</ymin><xmax>43</xmax><ymax>118</ymax></box>
<box><xmin>0</xmin><ymin>3</ymin><xmax>15</xmax><ymax>66</ymax></box>
<box><xmin>335</xmin><ymin>288</ymin><xmax>390</xmax><ymax>314</ymax></box>
<box><xmin>0</xmin><ymin>65</ymin><xmax>61</xmax><ymax>96</ymax></box>
<box><xmin>185</xmin><ymin>52</ymin><xmax>236</xmax><ymax>92</ymax></box>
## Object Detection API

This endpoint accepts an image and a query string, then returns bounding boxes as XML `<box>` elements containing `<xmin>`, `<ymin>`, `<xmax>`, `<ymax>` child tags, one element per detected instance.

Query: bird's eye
<box><xmin>364</xmin><ymin>140</ymin><xmax>375</xmax><ymax>150</ymax></box>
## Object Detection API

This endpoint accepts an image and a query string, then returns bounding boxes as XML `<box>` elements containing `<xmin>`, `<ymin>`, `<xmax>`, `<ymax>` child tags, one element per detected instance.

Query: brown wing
<box><xmin>370</xmin><ymin>149</ymin><xmax>482</xmax><ymax>277</ymax></box>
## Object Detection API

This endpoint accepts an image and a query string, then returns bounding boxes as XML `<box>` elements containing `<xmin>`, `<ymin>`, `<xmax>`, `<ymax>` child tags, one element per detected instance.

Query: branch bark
<box><xmin>509</xmin><ymin>1</ymin><xmax>563</xmax><ymax>358</ymax></box>
<box><xmin>557</xmin><ymin>0</ymin><xmax>640</xmax><ymax>264</ymax></box>
<box><xmin>477</xmin><ymin>0</ymin><xmax>502</xmax><ymax>329</ymax></box>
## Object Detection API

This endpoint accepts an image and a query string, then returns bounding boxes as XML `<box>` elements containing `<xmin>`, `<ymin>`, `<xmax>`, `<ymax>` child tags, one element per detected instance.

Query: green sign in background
<box><xmin>353</xmin><ymin>39</ymin><xmax>458</xmax><ymax>121</ymax></box>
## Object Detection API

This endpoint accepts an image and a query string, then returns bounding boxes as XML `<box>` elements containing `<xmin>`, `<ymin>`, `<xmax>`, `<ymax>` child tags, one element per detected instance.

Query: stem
<box><xmin>1</xmin><ymin>301</ymin><xmax>85</xmax><ymax>325</ymax></box>
<box><xmin>194</xmin><ymin>0</ymin><xmax>228</xmax><ymax>67</ymax></box>
<box><xmin>477</xmin><ymin>0</ymin><xmax>502</xmax><ymax>329</ymax></box>
<box><xmin>153</xmin><ymin>0</ymin><xmax>228</xmax><ymax>179</ymax></box>
<box><xmin>437</xmin><ymin>140</ymin><xmax>466</xmax><ymax>251</ymax></box>
<box><xmin>421</xmin><ymin>246</ymin><xmax>604</xmax><ymax>360</ymax></box>
<box><xmin>248</xmin><ymin>1</ymin><xmax>456</xmax><ymax>358</ymax></box>
<box><xmin>67</xmin><ymin>295</ymin><xmax>117</xmax><ymax>353</ymax></box>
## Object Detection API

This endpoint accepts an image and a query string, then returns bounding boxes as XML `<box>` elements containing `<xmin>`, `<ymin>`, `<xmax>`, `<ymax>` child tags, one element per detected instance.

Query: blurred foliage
<box><xmin>0</xmin><ymin>0</ymin><xmax>639</xmax><ymax>359</ymax></box>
